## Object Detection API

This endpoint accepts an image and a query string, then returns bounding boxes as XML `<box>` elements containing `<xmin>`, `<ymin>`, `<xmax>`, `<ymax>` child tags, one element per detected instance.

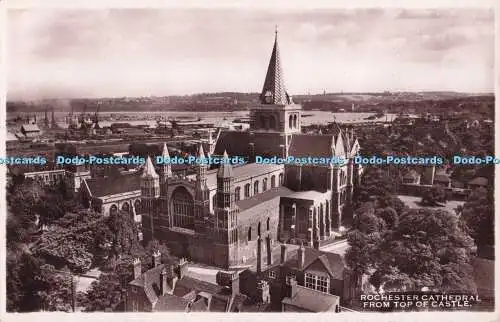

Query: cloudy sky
<box><xmin>7</xmin><ymin>8</ymin><xmax>494</xmax><ymax>99</ymax></box>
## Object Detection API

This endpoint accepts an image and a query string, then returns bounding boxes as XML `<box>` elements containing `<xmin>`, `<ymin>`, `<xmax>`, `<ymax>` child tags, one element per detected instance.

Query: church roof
<box><xmin>85</xmin><ymin>173</ymin><xmax>141</xmax><ymax>197</ymax></box>
<box><xmin>213</xmin><ymin>131</ymin><xmax>250</xmax><ymax>157</ymax></box>
<box><xmin>237</xmin><ymin>186</ymin><xmax>293</xmax><ymax>211</ymax></box>
<box><xmin>289</xmin><ymin>134</ymin><xmax>334</xmax><ymax>158</ymax></box>
<box><xmin>260</xmin><ymin>29</ymin><xmax>292</xmax><ymax>105</ymax></box>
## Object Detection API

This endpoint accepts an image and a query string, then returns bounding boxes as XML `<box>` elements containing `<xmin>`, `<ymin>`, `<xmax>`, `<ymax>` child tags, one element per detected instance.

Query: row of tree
<box><xmin>345</xmin><ymin>166</ymin><xmax>491</xmax><ymax>306</ymax></box>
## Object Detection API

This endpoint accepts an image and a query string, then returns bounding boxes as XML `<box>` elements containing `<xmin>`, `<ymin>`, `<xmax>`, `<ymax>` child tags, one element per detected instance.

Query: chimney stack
<box><xmin>160</xmin><ymin>268</ymin><xmax>168</xmax><ymax>295</ymax></box>
<box><xmin>152</xmin><ymin>250</ymin><xmax>161</xmax><ymax>267</ymax></box>
<box><xmin>297</xmin><ymin>243</ymin><xmax>305</xmax><ymax>270</ymax></box>
<box><xmin>289</xmin><ymin>277</ymin><xmax>298</xmax><ymax>298</ymax></box>
<box><xmin>216</xmin><ymin>271</ymin><xmax>240</xmax><ymax>295</ymax></box>
<box><xmin>280</xmin><ymin>243</ymin><xmax>287</xmax><ymax>265</ymax></box>
<box><xmin>178</xmin><ymin>258</ymin><xmax>188</xmax><ymax>279</ymax></box>
<box><xmin>133</xmin><ymin>258</ymin><xmax>141</xmax><ymax>279</ymax></box>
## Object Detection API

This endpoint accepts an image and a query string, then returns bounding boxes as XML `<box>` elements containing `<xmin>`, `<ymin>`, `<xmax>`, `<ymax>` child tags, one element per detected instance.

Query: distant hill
<box><xmin>6</xmin><ymin>91</ymin><xmax>494</xmax><ymax>114</ymax></box>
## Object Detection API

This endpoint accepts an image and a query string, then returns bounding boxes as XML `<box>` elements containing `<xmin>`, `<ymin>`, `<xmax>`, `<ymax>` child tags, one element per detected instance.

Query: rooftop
<box><xmin>282</xmin><ymin>285</ymin><xmax>339</xmax><ymax>312</ymax></box>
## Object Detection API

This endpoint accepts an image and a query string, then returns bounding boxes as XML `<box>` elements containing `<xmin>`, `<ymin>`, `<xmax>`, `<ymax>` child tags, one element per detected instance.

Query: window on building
<box><xmin>268</xmin><ymin>270</ymin><xmax>277</xmax><ymax>279</ymax></box>
<box><xmin>286</xmin><ymin>273</ymin><xmax>296</xmax><ymax>285</ymax></box>
<box><xmin>271</xmin><ymin>175</ymin><xmax>276</xmax><ymax>188</ymax></box>
<box><xmin>212</xmin><ymin>194</ymin><xmax>217</xmax><ymax>209</ymax></box>
<box><xmin>304</xmin><ymin>272</ymin><xmax>329</xmax><ymax>294</ymax></box>
<box><xmin>244</xmin><ymin>184</ymin><xmax>251</xmax><ymax>198</ymax></box>
<box><xmin>235</xmin><ymin>187</ymin><xmax>241</xmax><ymax>201</ymax></box>
<box><xmin>254</xmin><ymin>181</ymin><xmax>259</xmax><ymax>195</ymax></box>
<box><xmin>248</xmin><ymin>227</ymin><xmax>252</xmax><ymax>241</ymax></box>
<box><xmin>266</xmin><ymin>217</ymin><xmax>270</xmax><ymax>230</ymax></box>
<box><xmin>263</xmin><ymin>178</ymin><xmax>268</xmax><ymax>191</ymax></box>
<box><xmin>279</xmin><ymin>173</ymin><xmax>283</xmax><ymax>185</ymax></box>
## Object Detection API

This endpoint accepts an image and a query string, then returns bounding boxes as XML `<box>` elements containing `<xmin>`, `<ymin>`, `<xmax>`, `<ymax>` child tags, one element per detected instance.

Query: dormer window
<box><xmin>264</xmin><ymin>90</ymin><xmax>273</xmax><ymax>104</ymax></box>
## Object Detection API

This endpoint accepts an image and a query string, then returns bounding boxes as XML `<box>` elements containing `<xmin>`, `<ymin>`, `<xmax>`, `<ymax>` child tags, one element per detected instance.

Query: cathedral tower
<box><xmin>213</xmin><ymin>151</ymin><xmax>240</xmax><ymax>267</ymax></box>
<box><xmin>141</xmin><ymin>156</ymin><xmax>160</xmax><ymax>242</ymax></box>
<box><xmin>249</xmin><ymin>28</ymin><xmax>302</xmax><ymax>158</ymax></box>
<box><xmin>194</xmin><ymin>144</ymin><xmax>210</xmax><ymax>234</ymax></box>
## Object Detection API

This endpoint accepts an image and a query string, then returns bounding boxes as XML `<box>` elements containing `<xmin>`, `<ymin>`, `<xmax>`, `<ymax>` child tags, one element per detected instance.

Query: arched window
<box><xmin>279</xmin><ymin>173</ymin><xmax>283</xmax><ymax>185</ymax></box>
<box><xmin>244</xmin><ymin>184</ymin><xmax>251</xmax><ymax>198</ymax></box>
<box><xmin>248</xmin><ymin>227</ymin><xmax>252</xmax><ymax>241</ymax></box>
<box><xmin>271</xmin><ymin>175</ymin><xmax>276</xmax><ymax>188</ymax></box>
<box><xmin>263</xmin><ymin>178</ymin><xmax>268</xmax><ymax>191</ymax></box>
<box><xmin>257</xmin><ymin>222</ymin><xmax>261</xmax><ymax>236</ymax></box>
<box><xmin>122</xmin><ymin>202</ymin><xmax>130</xmax><ymax>213</ymax></box>
<box><xmin>110</xmin><ymin>204</ymin><xmax>118</xmax><ymax>216</ymax></box>
<box><xmin>289</xmin><ymin>115</ymin><xmax>293</xmax><ymax>128</ymax></box>
<box><xmin>134</xmin><ymin>200</ymin><xmax>141</xmax><ymax>213</ymax></box>
<box><xmin>260</xmin><ymin>115</ymin><xmax>266</xmax><ymax>129</ymax></box>
<box><xmin>269</xmin><ymin>115</ymin><xmax>276</xmax><ymax>130</ymax></box>
<box><xmin>293</xmin><ymin>114</ymin><xmax>298</xmax><ymax>128</ymax></box>
<box><xmin>172</xmin><ymin>187</ymin><xmax>195</xmax><ymax>229</ymax></box>
<box><xmin>267</xmin><ymin>217</ymin><xmax>270</xmax><ymax>231</ymax></box>
<box><xmin>254</xmin><ymin>181</ymin><xmax>259</xmax><ymax>195</ymax></box>
<box><xmin>235</xmin><ymin>187</ymin><xmax>241</xmax><ymax>201</ymax></box>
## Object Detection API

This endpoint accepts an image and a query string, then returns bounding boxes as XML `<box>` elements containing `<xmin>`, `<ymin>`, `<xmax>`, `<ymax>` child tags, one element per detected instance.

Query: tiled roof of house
<box><xmin>285</xmin><ymin>247</ymin><xmax>345</xmax><ymax>280</ymax></box>
<box><xmin>21</xmin><ymin>124</ymin><xmax>41</xmax><ymax>132</ymax></box>
<box><xmin>85</xmin><ymin>172</ymin><xmax>141</xmax><ymax>197</ymax></box>
<box><xmin>289</xmin><ymin>134</ymin><xmax>333</xmax><ymax>158</ymax></box>
<box><xmin>469</xmin><ymin>177</ymin><xmax>488</xmax><ymax>186</ymax></box>
<box><xmin>154</xmin><ymin>294</ymin><xmax>190</xmax><ymax>312</ymax></box>
<box><xmin>237</xmin><ymin>186</ymin><xmax>293</xmax><ymax>211</ymax></box>
<box><xmin>282</xmin><ymin>285</ymin><xmax>338</xmax><ymax>312</ymax></box>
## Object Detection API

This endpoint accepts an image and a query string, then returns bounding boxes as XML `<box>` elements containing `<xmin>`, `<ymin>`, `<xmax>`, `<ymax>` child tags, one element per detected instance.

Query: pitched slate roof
<box><xmin>85</xmin><ymin>172</ymin><xmax>141</xmax><ymax>197</ymax></box>
<box><xmin>282</xmin><ymin>285</ymin><xmax>338</xmax><ymax>312</ymax></box>
<box><xmin>289</xmin><ymin>134</ymin><xmax>333</xmax><ymax>158</ymax></box>
<box><xmin>285</xmin><ymin>247</ymin><xmax>345</xmax><ymax>280</ymax></box>
<box><xmin>21</xmin><ymin>124</ymin><xmax>41</xmax><ymax>132</ymax></box>
<box><xmin>236</xmin><ymin>186</ymin><xmax>293</xmax><ymax>211</ymax></box>
<box><xmin>213</xmin><ymin>131</ymin><xmax>250</xmax><ymax>157</ymax></box>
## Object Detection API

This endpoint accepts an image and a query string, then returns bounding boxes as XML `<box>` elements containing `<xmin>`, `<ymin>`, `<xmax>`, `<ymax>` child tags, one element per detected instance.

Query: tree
<box><xmin>31</xmin><ymin>210</ymin><xmax>108</xmax><ymax>273</ymax></box>
<box><xmin>460</xmin><ymin>187</ymin><xmax>494</xmax><ymax>256</ymax></box>
<box><xmin>374</xmin><ymin>209</ymin><xmax>476</xmax><ymax>293</ymax></box>
<box><xmin>420</xmin><ymin>186</ymin><xmax>447</xmax><ymax>206</ymax></box>
<box><xmin>79</xmin><ymin>273</ymin><xmax>123</xmax><ymax>312</ymax></box>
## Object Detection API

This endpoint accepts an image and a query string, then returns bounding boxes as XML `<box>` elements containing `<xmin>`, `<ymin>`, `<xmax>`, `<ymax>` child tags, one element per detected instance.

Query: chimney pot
<box><xmin>280</xmin><ymin>243</ymin><xmax>287</xmax><ymax>265</ymax></box>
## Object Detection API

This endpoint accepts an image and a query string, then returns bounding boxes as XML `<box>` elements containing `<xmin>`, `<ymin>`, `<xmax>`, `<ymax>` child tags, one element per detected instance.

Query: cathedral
<box><xmin>137</xmin><ymin>31</ymin><xmax>362</xmax><ymax>268</ymax></box>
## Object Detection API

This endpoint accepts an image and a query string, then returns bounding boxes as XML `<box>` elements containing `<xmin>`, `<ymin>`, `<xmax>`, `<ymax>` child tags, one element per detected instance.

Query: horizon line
<box><xmin>7</xmin><ymin>90</ymin><xmax>495</xmax><ymax>102</ymax></box>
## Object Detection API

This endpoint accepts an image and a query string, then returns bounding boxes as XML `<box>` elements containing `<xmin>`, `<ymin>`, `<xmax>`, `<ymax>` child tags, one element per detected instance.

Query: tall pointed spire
<box><xmin>217</xmin><ymin>150</ymin><xmax>233</xmax><ymax>178</ymax></box>
<box><xmin>197</xmin><ymin>144</ymin><xmax>206</xmax><ymax>159</ymax></box>
<box><xmin>161</xmin><ymin>143</ymin><xmax>172</xmax><ymax>178</ymax></box>
<box><xmin>142</xmin><ymin>156</ymin><xmax>159</xmax><ymax>178</ymax></box>
<box><xmin>260</xmin><ymin>27</ymin><xmax>292</xmax><ymax>106</ymax></box>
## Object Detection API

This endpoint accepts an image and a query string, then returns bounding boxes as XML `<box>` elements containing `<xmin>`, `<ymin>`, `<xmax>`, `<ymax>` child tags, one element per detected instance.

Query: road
<box><xmin>320</xmin><ymin>239</ymin><xmax>350</xmax><ymax>256</ymax></box>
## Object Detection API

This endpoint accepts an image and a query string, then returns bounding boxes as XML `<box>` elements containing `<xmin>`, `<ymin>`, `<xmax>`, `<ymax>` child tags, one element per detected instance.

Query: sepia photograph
<box><xmin>2</xmin><ymin>1</ymin><xmax>496</xmax><ymax>318</ymax></box>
